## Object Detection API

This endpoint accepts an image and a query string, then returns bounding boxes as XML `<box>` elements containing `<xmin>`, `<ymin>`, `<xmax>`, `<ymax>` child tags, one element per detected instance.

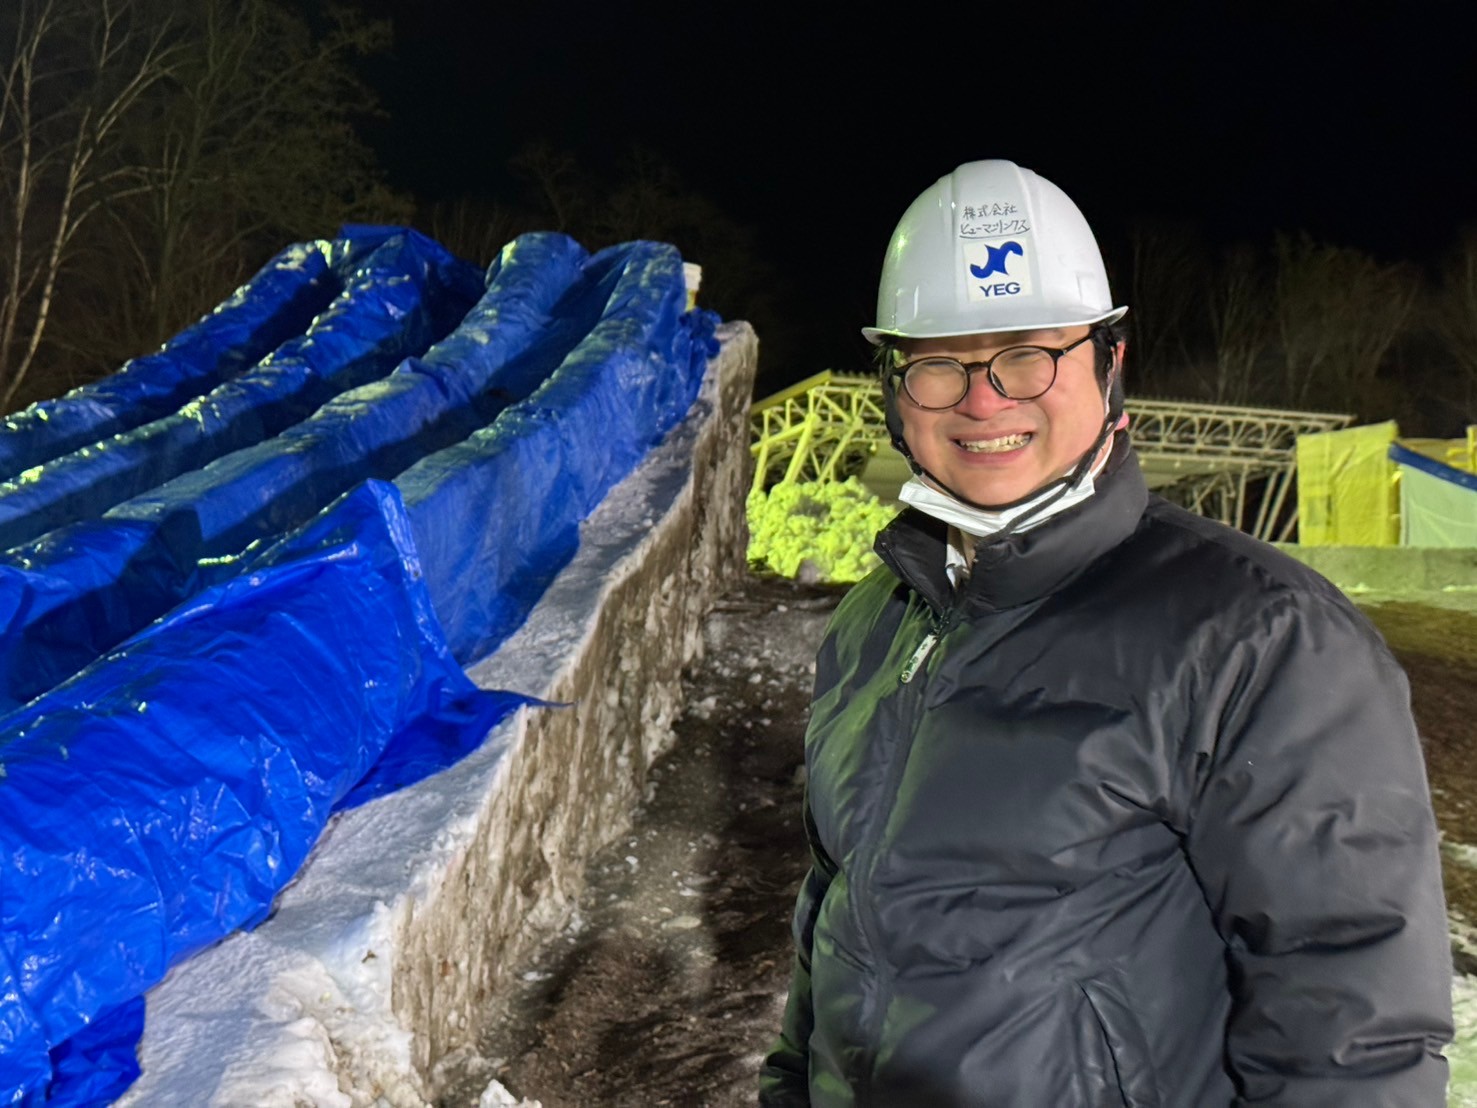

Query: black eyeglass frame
<box><xmin>890</xmin><ymin>329</ymin><xmax>1097</xmax><ymax>410</ymax></box>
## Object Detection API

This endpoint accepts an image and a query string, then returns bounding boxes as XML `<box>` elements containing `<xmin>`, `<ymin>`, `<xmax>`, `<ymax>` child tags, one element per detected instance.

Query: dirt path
<box><xmin>441</xmin><ymin>583</ymin><xmax>1477</xmax><ymax>1108</ymax></box>
<box><xmin>437</xmin><ymin>575</ymin><xmax>842</xmax><ymax>1107</ymax></box>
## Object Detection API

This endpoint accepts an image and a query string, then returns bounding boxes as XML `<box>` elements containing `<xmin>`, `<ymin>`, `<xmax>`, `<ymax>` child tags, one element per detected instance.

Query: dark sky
<box><xmin>355</xmin><ymin>1</ymin><xmax>1475</xmax><ymax>383</ymax></box>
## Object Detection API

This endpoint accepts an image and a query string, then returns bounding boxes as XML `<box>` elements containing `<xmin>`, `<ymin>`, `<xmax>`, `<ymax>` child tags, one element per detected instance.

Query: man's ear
<box><xmin>1105</xmin><ymin>338</ymin><xmax>1128</xmax><ymax>418</ymax></box>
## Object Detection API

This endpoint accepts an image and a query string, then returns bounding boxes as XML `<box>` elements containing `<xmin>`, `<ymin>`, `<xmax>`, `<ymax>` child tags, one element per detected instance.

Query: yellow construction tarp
<box><xmin>1296</xmin><ymin>421</ymin><xmax>1399</xmax><ymax>546</ymax></box>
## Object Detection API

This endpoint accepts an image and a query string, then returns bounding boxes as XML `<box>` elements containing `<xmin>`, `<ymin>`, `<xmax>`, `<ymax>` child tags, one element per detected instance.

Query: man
<box><xmin>760</xmin><ymin>160</ymin><xmax>1453</xmax><ymax>1106</ymax></box>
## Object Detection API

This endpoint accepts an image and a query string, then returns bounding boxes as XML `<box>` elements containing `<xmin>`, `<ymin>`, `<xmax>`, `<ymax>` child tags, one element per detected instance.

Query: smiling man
<box><xmin>760</xmin><ymin>160</ymin><xmax>1453</xmax><ymax>1106</ymax></box>
<box><xmin>890</xmin><ymin>325</ymin><xmax>1112</xmax><ymax>508</ymax></box>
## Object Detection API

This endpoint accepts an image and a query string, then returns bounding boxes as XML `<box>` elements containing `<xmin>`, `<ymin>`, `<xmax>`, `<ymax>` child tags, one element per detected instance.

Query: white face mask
<box><xmin>898</xmin><ymin>471</ymin><xmax>1098</xmax><ymax>538</ymax></box>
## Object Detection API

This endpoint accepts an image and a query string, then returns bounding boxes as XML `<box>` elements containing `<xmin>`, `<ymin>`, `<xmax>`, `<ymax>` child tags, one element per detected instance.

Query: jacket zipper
<box><xmin>899</xmin><ymin>631</ymin><xmax>938</xmax><ymax>684</ymax></box>
<box><xmin>855</xmin><ymin>605</ymin><xmax>956</xmax><ymax>1101</ymax></box>
<box><xmin>901</xmin><ymin>602</ymin><xmax>953</xmax><ymax>684</ymax></box>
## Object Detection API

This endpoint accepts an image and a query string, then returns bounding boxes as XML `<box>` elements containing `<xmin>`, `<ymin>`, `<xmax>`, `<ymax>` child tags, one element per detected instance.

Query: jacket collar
<box><xmin>874</xmin><ymin>436</ymin><xmax>1149</xmax><ymax>615</ymax></box>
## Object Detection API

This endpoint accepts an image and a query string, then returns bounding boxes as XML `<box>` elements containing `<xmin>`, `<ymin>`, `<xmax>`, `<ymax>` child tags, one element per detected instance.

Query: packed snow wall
<box><xmin>121</xmin><ymin>321</ymin><xmax>756</xmax><ymax>1106</ymax></box>
<box><xmin>0</xmin><ymin>226</ymin><xmax>726</xmax><ymax>1104</ymax></box>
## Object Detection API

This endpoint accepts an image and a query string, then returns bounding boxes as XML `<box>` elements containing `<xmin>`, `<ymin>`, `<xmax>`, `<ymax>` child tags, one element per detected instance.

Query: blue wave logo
<box><xmin>969</xmin><ymin>240</ymin><xmax>1023</xmax><ymax>279</ymax></box>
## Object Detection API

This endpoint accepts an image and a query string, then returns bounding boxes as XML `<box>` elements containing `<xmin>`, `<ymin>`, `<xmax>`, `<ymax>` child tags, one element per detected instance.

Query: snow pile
<box><xmin>116</xmin><ymin>323</ymin><xmax>756</xmax><ymax>1104</ymax></box>
<box><xmin>1452</xmin><ymin>976</ymin><xmax>1477</xmax><ymax>1106</ymax></box>
<box><xmin>746</xmin><ymin>477</ymin><xmax>893</xmax><ymax>583</ymax></box>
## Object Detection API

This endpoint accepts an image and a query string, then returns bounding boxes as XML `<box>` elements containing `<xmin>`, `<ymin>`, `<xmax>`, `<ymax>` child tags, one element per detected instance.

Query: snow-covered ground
<box><xmin>1452</xmin><ymin>966</ymin><xmax>1477</xmax><ymax>1105</ymax></box>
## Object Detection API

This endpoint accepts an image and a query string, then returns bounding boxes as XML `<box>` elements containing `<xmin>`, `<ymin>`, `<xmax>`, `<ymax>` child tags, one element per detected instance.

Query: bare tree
<box><xmin>1</xmin><ymin>0</ymin><xmax>409</xmax><ymax>412</ymax></box>
<box><xmin>420</xmin><ymin>194</ymin><xmax>529</xmax><ymax>268</ymax></box>
<box><xmin>1273</xmin><ymin>233</ymin><xmax>1417</xmax><ymax>415</ymax></box>
<box><xmin>0</xmin><ymin>0</ymin><xmax>183</xmax><ymax>408</ymax></box>
<box><xmin>1204</xmin><ymin>244</ymin><xmax>1272</xmax><ymax>406</ymax></box>
<box><xmin>596</xmin><ymin>146</ymin><xmax>798</xmax><ymax>394</ymax></box>
<box><xmin>1126</xmin><ymin>219</ymin><xmax>1208</xmax><ymax>398</ymax></box>
<box><xmin>510</xmin><ymin>142</ymin><xmax>588</xmax><ymax>235</ymax></box>
<box><xmin>86</xmin><ymin>0</ymin><xmax>409</xmax><ymax>372</ymax></box>
<box><xmin>1427</xmin><ymin>227</ymin><xmax>1477</xmax><ymax>423</ymax></box>
<box><xmin>495</xmin><ymin>142</ymin><xmax>801</xmax><ymax>395</ymax></box>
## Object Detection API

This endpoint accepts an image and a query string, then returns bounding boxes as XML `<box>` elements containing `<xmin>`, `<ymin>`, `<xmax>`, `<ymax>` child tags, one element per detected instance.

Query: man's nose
<box><xmin>954</xmin><ymin>369</ymin><xmax>1018</xmax><ymax>418</ymax></box>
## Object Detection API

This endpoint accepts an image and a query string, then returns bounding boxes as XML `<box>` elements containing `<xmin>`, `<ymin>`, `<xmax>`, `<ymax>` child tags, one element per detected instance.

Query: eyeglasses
<box><xmin>892</xmin><ymin>331</ymin><xmax>1096</xmax><ymax>410</ymax></box>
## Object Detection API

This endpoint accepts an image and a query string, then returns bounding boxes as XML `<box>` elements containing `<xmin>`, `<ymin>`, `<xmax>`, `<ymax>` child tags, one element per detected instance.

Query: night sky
<box><xmin>354</xmin><ymin>1</ymin><xmax>1475</xmax><ymax>385</ymax></box>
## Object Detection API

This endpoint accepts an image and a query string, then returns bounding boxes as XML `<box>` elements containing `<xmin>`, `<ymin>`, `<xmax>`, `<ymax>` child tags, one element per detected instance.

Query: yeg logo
<box><xmin>963</xmin><ymin>238</ymin><xmax>1031</xmax><ymax>301</ymax></box>
<box><xmin>969</xmin><ymin>240</ymin><xmax>1022</xmax><ymax>279</ymax></box>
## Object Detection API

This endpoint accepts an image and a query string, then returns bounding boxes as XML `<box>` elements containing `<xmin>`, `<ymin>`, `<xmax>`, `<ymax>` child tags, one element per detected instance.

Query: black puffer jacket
<box><xmin>761</xmin><ymin>443</ymin><xmax>1452</xmax><ymax>1107</ymax></box>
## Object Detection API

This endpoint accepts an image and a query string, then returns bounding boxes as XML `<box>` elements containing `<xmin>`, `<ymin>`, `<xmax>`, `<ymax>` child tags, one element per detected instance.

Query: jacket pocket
<box><xmin>1078</xmin><ymin>974</ymin><xmax>1161</xmax><ymax>1108</ymax></box>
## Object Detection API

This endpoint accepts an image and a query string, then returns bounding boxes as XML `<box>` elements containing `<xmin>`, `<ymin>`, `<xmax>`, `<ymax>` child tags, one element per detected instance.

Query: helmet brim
<box><xmin>862</xmin><ymin>305</ymin><xmax>1129</xmax><ymax>346</ymax></box>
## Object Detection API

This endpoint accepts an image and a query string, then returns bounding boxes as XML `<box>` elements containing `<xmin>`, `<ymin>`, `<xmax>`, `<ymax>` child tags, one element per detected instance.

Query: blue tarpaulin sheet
<box><xmin>401</xmin><ymin>241</ymin><xmax>718</xmax><ymax>665</ymax></box>
<box><xmin>0</xmin><ymin>233</ymin><xmax>641</xmax><ymax>715</ymax></box>
<box><xmin>0</xmin><ymin>481</ymin><xmax>525</xmax><ymax>1105</ymax></box>
<box><xmin>0</xmin><ymin>228</ymin><xmax>720</xmax><ymax>1104</ymax></box>
<box><xmin>0</xmin><ymin>231</ymin><xmax>390</xmax><ymax>482</ymax></box>
<box><xmin>0</xmin><ymin>230</ymin><xmax>482</xmax><ymax>552</ymax></box>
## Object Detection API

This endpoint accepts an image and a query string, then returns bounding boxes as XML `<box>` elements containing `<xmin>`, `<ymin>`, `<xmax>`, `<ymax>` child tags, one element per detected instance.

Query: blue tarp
<box><xmin>0</xmin><ymin>233</ymin><xmax>646</xmax><ymax>715</ymax></box>
<box><xmin>0</xmin><ymin>481</ymin><xmax>525</xmax><ymax>1105</ymax></box>
<box><xmin>402</xmin><ymin>241</ymin><xmax>717</xmax><ymax>665</ymax></box>
<box><xmin>0</xmin><ymin>230</ymin><xmax>482</xmax><ymax>551</ymax></box>
<box><xmin>1389</xmin><ymin>442</ymin><xmax>1477</xmax><ymax>493</ymax></box>
<box><xmin>0</xmin><ymin>228</ymin><xmax>720</xmax><ymax>1104</ymax></box>
<box><xmin>0</xmin><ymin>231</ymin><xmax>389</xmax><ymax>482</ymax></box>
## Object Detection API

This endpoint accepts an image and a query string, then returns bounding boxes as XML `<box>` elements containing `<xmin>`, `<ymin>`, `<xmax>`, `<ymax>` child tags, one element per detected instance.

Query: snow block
<box><xmin>1278</xmin><ymin>543</ymin><xmax>1477</xmax><ymax>596</ymax></box>
<box><xmin>0</xmin><ymin>231</ymin><xmax>385</xmax><ymax>481</ymax></box>
<box><xmin>118</xmin><ymin>322</ymin><xmax>756</xmax><ymax>1104</ymax></box>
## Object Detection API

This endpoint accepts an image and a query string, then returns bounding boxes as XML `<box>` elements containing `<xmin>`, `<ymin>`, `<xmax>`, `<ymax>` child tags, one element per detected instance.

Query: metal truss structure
<box><xmin>750</xmin><ymin>373</ymin><xmax>1354</xmax><ymax>542</ymax></box>
<box><xmin>749</xmin><ymin>372</ymin><xmax>888</xmax><ymax>489</ymax></box>
<box><xmin>1129</xmin><ymin>399</ymin><xmax>1354</xmax><ymax>540</ymax></box>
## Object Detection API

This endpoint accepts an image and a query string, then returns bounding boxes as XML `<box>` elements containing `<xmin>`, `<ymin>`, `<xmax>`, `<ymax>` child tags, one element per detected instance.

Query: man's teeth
<box><xmin>959</xmin><ymin>433</ymin><xmax>1031</xmax><ymax>453</ymax></box>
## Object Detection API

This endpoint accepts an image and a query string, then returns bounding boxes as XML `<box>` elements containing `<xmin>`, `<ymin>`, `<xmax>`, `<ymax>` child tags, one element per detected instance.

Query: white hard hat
<box><xmin>862</xmin><ymin>159</ymin><xmax>1127</xmax><ymax>344</ymax></box>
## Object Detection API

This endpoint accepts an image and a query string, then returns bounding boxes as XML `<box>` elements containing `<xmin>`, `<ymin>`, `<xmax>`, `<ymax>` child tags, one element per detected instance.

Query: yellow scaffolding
<box><xmin>749</xmin><ymin>371</ymin><xmax>888</xmax><ymax>492</ymax></box>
